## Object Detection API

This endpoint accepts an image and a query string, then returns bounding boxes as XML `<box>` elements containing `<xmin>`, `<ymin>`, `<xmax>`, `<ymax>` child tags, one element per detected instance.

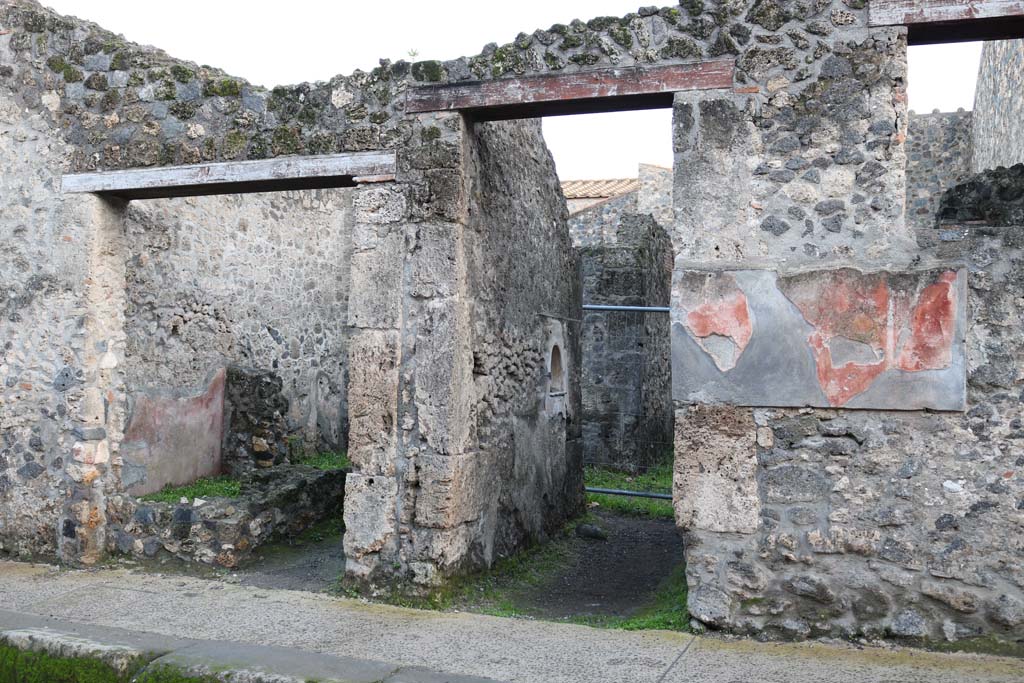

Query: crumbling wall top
<box><xmin>1</xmin><ymin>0</ymin><xmax>886</xmax><ymax>172</ymax></box>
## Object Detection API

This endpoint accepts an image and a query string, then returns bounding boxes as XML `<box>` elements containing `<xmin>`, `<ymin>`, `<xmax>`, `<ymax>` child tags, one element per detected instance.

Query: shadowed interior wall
<box><xmin>119</xmin><ymin>191</ymin><xmax>354</xmax><ymax>493</ymax></box>
<box><xmin>461</xmin><ymin>119</ymin><xmax>584</xmax><ymax>561</ymax></box>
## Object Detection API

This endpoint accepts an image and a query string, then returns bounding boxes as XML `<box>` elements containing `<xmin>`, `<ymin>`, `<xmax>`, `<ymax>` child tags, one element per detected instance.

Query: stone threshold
<box><xmin>0</xmin><ymin>609</ymin><xmax>500</xmax><ymax>683</ymax></box>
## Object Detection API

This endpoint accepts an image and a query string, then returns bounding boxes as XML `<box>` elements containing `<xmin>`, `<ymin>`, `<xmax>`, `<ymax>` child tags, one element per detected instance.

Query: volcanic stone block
<box><xmin>674</xmin><ymin>405</ymin><xmax>760</xmax><ymax>534</ymax></box>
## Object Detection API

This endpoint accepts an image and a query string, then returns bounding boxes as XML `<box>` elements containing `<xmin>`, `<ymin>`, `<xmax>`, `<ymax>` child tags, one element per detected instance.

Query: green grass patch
<box><xmin>293</xmin><ymin>512</ymin><xmax>345</xmax><ymax>544</ymax></box>
<box><xmin>134</xmin><ymin>664</ymin><xmax>220</xmax><ymax>683</ymax></box>
<box><xmin>0</xmin><ymin>643</ymin><xmax>140</xmax><ymax>683</ymax></box>
<box><xmin>139</xmin><ymin>476</ymin><xmax>241</xmax><ymax>503</ymax></box>
<box><xmin>295</xmin><ymin>451</ymin><xmax>350</xmax><ymax>471</ymax></box>
<box><xmin>571</xmin><ymin>564</ymin><xmax>690</xmax><ymax>632</ymax></box>
<box><xmin>584</xmin><ymin>464</ymin><xmax>674</xmax><ymax>519</ymax></box>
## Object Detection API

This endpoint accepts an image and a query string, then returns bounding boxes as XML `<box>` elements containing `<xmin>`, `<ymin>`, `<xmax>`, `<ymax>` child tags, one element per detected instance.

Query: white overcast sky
<box><xmin>41</xmin><ymin>1</ymin><xmax>982</xmax><ymax>180</ymax></box>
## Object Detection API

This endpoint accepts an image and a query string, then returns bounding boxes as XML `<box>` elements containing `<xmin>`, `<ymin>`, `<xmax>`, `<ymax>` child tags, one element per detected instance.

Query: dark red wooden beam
<box><xmin>405</xmin><ymin>60</ymin><xmax>734</xmax><ymax>121</ymax></box>
<box><xmin>869</xmin><ymin>0</ymin><xmax>1024</xmax><ymax>44</ymax></box>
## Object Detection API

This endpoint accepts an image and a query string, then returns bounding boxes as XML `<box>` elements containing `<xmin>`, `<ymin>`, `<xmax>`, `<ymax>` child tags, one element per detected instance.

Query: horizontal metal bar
<box><xmin>61</xmin><ymin>151</ymin><xmax>396</xmax><ymax>200</ymax></box>
<box><xmin>582</xmin><ymin>305</ymin><xmax>671</xmax><ymax>313</ymax></box>
<box><xmin>585</xmin><ymin>486</ymin><xmax>672</xmax><ymax>501</ymax></box>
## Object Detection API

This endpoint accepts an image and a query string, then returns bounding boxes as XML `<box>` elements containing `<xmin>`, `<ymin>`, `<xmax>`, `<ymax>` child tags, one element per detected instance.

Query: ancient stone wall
<box><xmin>905</xmin><ymin>111</ymin><xmax>973</xmax><ymax>237</ymax></box>
<box><xmin>972</xmin><ymin>39</ymin><xmax>1024</xmax><ymax>173</ymax></box>
<box><xmin>461</xmin><ymin>118</ymin><xmax>583</xmax><ymax>561</ymax></box>
<box><xmin>637</xmin><ymin>164</ymin><xmax>674</xmax><ymax>228</ymax></box>
<box><xmin>667</xmin><ymin>5</ymin><xmax>1021</xmax><ymax>647</ymax></box>
<box><xmin>1</xmin><ymin>0</ymin><xmax>1021</xmax><ymax>648</ymax></box>
<box><xmin>682</xmin><ymin>167</ymin><xmax>1024</xmax><ymax>645</ymax></box>
<box><xmin>0</xmin><ymin>76</ymin><xmax>94</xmax><ymax>558</ymax></box>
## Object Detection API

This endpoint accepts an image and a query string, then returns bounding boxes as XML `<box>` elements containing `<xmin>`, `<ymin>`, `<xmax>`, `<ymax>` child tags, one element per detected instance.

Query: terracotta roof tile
<box><xmin>560</xmin><ymin>178</ymin><xmax>639</xmax><ymax>199</ymax></box>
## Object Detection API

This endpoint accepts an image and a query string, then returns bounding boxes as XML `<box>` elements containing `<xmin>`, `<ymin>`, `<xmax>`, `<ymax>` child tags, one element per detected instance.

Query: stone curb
<box><xmin>0</xmin><ymin>609</ymin><xmax>502</xmax><ymax>683</ymax></box>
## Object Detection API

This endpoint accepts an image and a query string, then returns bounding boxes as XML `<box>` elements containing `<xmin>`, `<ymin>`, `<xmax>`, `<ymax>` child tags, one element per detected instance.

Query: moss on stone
<box><xmin>345</xmin><ymin>104</ymin><xmax>368</xmax><ymax>123</ymax></box>
<box><xmin>608</xmin><ymin>24</ymin><xmax>633</xmax><ymax>49</ymax></box>
<box><xmin>586</xmin><ymin>16</ymin><xmax>620</xmax><ymax>31</ymax></box>
<box><xmin>740</xmin><ymin>597</ymin><xmax>767</xmax><ymax>610</ymax></box>
<box><xmin>169</xmin><ymin>64</ymin><xmax>194</xmax><ymax>83</ymax></box>
<box><xmin>155</xmin><ymin>79</ymin><xmax>177</xmax><ymax>101</ymax></box>
<box><xmin>490</xmin><ymin>44</ymin><xmax>525</xmax><ymax>78</ymax></box>
<box><xmin>46</xmin><ymin>55</ymin><xmax>83</xmax><ymax>83</ymax></box>
<box><xmin>420</xmin><ymin>126</ymin><xmax>442</xmax><ymax>143</ymax></box>
<box><xmin>247</xmin><ymin>134</ymin><xmax>268</xmax><ymax>159</ymax></box>
<box><xmin>371</xmin><ymin>84</ymin><xmax>393</xmax><ymax>108</ymax></box>
<box><xmin>747</xmin><ymin>0</ymin><xmax>791</xmax><ymax>31</ymax></box>
<box><xmin>21</xmin><ymin>10</ymin><xmax>47</xmax><ymax>33</ymax></box>
<box><xmin>84</xmin><ymin>73</ymin><xmax>109</xmax><ymax>91</ymax></box>
<box><xmin>660</xmin><ymin>7</ymin><xmax>682</xmax><ymax>25</ymax></box>
<box><xmin>222</xmin><ymin>130</ymin><xmax>248</xmax><ymax>158</ymax></box>
<box><xmin>0</xmin><ymin>643</ymin><xmax>136</xmax><ymax>683</ymax></box>
<box><xmin>369</xmin><ymin>111</ymin><xmax>389</xmax><ymax>125</ymax></box>
<box><xmin>202</xmin><ymin>78</ymin><xmax>241</xmax><ymax>98</ymax></box>
<box><xmin>661</xmin><ymin>37</ymin><xmax>703</xmax><ymax>60</ymax></box>
<box><xmin>201</xmin><ymin>137</ymin><xmax>216</xmax><ymax>159</ymax></box>
<box><xmin>680</xmin><ymin>0</ymin><xmax>704</xmax><ymax>16</ymax></box>
<box><xmin>169</xmin><ymin>100</ymin><xmax>198</xmax><ymax>120</ymax></box>
<box><xmin>109</xmin><ymin>50</ymin><xmax>130</xmax><ymax>71</ymax></box>
<box><xmin>297</xmin><ymin>105</ymin><xmax>320</xmax><ymax>126</ymax></box>
<box><xmin>272</xmin><ymin>126</ymin><xmax>301</xmax><ymax>155</ymax></box>
<box><xmin>569</xmin><ymin>52</ymin><xmax>600</xmax><ymax>67</ymax></box>
<box><xmin>543</xmin><ymin>51</ymin><xmax>565</xmax><ymax>71</ymax></box>
<box><xmin>101</xmin><ymin>89</ymin><xmax>120</xmax><ymax>111</ymax></box>
<box><xmin>305</xmin><ymin>132</ymin><xmax>336</xmax><ymax>155</ymax></box>
<box><xmin>101</xmin><ymin>38</ymin><xmax>126</xmax><ymax>54</ymax></box>
<box><xmin>127</xmin><ymin>71</ymin><xmax>145</xmax><ymax>87</ymax></box>
<box><xmin>411</xmin><ymin>60</ymin><xmax>445</xmax><ymax>83</ymax></box>
<box><xmin>560</xmin><ymin>34</ymin><xmax>584</xmax><ymax>50</ymax></box>
<box><xmin>548</xmin><ymin>23</ymin><xmax>569</xmax><ymax>36</ymax></box>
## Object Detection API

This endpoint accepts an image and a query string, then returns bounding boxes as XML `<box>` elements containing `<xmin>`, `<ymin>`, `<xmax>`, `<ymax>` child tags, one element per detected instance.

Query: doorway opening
<box><xmin>111</xmin><ymin>186</ymin><xmax>354</xmax><ymax>590</ymax></box>
<box><xmin>444</xmin><ymin>107</ymin><xmax>683</xmax><ymax>624</ymax></box>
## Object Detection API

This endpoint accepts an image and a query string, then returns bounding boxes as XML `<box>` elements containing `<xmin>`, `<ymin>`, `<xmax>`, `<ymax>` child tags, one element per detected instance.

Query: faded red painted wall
<box><xmin>120</xmin><ymin>369</ymin><xmax>226</xmax><ymax>496</ymax></box>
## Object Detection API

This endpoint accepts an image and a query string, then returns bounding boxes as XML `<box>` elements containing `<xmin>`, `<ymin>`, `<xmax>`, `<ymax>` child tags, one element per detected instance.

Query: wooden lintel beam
<box><xmin>869</xmin><ymin>0</ymin><xmax>1024</xmax><ymax>44</ymax></box>
<box><xmin>61</xmin><ymin>151</ymin><xmax>396</xmax><ymax>200</ymax></box>
<box><xmin>405</xmin><ymin>60</ymin><xmax>734</xmax><ymax>120</ymax></box>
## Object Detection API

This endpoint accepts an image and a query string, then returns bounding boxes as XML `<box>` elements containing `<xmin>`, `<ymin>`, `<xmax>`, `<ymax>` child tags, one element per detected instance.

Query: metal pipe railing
<box><xmin>582</xmin><ymin>305</ymin><xmax>671</xmax><ymax>313</ymax></box>
<box><xmin>585</xmin><ymin>486</ymin><xmax>672</xmax><ymax>501</ymax></box>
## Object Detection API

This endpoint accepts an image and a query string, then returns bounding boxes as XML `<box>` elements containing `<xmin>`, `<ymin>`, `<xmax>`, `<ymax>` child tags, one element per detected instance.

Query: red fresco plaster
<box><xmin>897</xmin><ymin>271</ymin><xmax>957</xmax><ymax>372</ymax></box>
<box><xmin>122</xmin><ymin>368</ymin><xmax>226</xmax><ymax>495</ymax></box>
<box><xmin>685</xmin><ymin>292</ymin><xmax>753</xmax><ymax>359</ymax></box>
<box><xmin>782</xmin><ymin>270</ymin><xmax>958</xmax><ymax>406</ymax></box>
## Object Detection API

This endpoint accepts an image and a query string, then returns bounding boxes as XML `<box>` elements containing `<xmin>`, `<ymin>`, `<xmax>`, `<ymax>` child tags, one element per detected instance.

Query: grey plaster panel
<box><xmin>671</xmin><ymin>268</ymin><xmax>967</xmax><ymax>411</ymax></box>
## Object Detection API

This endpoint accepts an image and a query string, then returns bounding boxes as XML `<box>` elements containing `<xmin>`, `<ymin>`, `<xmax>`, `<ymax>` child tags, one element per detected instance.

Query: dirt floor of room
<box><xmin>217</xmin><ymin>505</ymin><xmax>687</xmax><ymax>630</ymax></box>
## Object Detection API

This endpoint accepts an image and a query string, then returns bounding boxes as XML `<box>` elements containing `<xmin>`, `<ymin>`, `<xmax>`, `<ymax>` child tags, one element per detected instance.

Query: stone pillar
<box><xmin>343</xmin><ymin>112</ymin><xmax>472</xmax><ymax>585</ymax></box>
<box><xmin>58</xmin><ymin>195</ymin><xmax>129</xmax><ymax>565</ymax></box>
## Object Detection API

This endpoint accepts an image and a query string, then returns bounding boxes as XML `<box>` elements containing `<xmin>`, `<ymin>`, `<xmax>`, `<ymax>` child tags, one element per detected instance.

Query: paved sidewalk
<box><xmin>0</xmin><ymin>560</ymin><xmax>1020</xmax><ymax>683</ymax></box>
